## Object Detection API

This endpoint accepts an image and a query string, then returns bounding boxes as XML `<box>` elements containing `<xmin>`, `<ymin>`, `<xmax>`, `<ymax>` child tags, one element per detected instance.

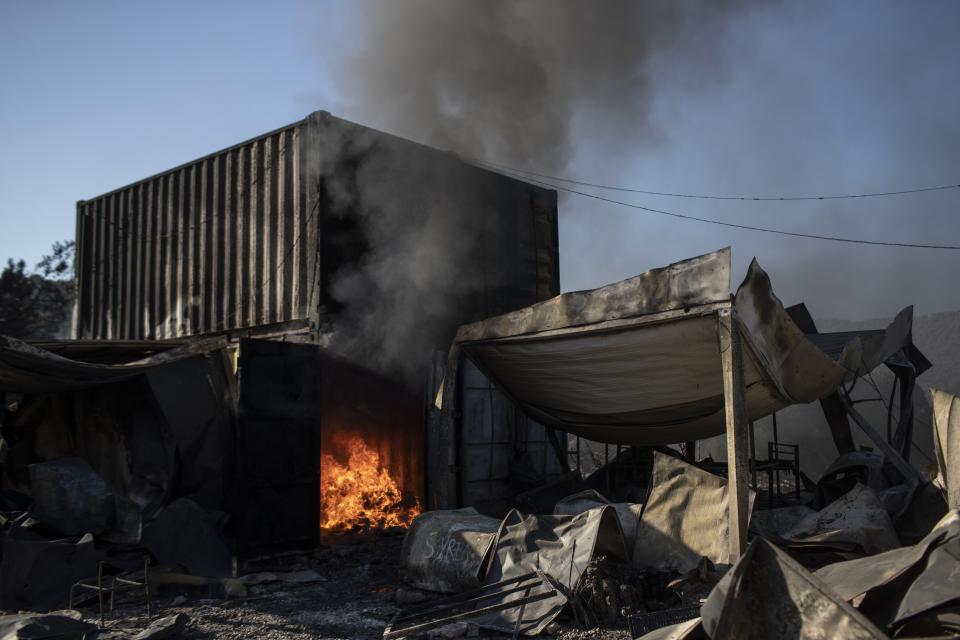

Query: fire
<box><xmin>320</xmin><ymin>434</ymin><xmax>421</xmax><ymax>533</ymax></box>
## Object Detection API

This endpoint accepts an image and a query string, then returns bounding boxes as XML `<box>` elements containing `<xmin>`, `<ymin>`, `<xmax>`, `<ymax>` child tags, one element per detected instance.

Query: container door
<box><xmin>235</xmin><ymin>339</ymin><xmax>321</xmax><ymax>558</ymax></box>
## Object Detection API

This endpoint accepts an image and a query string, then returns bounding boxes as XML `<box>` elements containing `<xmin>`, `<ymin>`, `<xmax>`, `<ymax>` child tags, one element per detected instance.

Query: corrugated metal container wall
<box><xmin>75</xmin><ymin>121</ymin><xmax>312</xmax><ymax>340</ymax></box>
<box><xmin>74</xmin><ymin>111</ymin><xmax>558</xmax><ymax>341</ymax></box>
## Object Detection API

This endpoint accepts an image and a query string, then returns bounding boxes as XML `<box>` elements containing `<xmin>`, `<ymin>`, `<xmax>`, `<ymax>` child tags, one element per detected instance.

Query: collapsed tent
<box><xmin>0</xmin><ymin>335</ymin><xmax>235</xmax><ymax>517</ymax></box>
<box><xmin>439</xmin><ymin>247</ymin><xmax>920</xmax><ymax>447</ymax></box>
<box><xmin>399</xmin><ymin>504</ymin><xmax>627</xmax><ymax>635</ymax></box>
<box><xmin>0</xmin><ymin>336</ymin><xmax>239</xmax><ymax>608</ymax></box>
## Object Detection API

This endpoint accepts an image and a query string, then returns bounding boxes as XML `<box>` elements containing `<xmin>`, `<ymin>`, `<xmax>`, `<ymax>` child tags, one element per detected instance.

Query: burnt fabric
<box><xmin>0</xmin><ymin>530</ymin><xmax>96</xmax><ymax>612</ymax></box>
<box><xmin>399</xmin><ymin>507</ymin><xmax>501</xmax><ymax>594</ymax></box>
<box><xmin>700</xmin><ymin>539</ymin><xmax>886</xmax><ymax>639</ymax></box>
<box><xmin>632</xmin><ymin>453</ymin><xmax>755</xmax><ymax>572</ymax></box>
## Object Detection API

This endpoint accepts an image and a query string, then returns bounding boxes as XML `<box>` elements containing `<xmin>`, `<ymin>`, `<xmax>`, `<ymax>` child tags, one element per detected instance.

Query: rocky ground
<box><xmin>72</xmin><ymin>535</ymin><xmax>633</xmax><ymax>640</ymax></box>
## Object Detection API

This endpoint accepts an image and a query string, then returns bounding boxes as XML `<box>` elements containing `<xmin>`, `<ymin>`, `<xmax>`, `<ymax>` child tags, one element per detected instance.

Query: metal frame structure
<box><xmin>69</xmin><ymin>556</ymin><xmax>151</xmax><ymax>627</ymax></box>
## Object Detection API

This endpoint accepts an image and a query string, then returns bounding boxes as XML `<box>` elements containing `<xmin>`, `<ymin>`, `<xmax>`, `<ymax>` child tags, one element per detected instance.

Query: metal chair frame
<box><xmin>69</xmin><ymin>556</ymin><xmax>151</xmax><ymax>627</ymax></box>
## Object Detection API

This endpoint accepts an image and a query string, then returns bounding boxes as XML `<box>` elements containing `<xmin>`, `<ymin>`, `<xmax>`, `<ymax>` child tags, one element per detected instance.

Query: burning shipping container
<box><xmin>70</xmin><ymin>111</ymin><xmax>562</xmax><ymax>551</ymax></box>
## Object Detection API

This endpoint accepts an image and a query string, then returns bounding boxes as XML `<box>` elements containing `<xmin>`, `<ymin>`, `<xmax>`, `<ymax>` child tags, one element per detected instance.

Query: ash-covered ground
<box><xmin>78</xmin><ymin>535</ymin><xmax>630</xmax><ymax>640</ymax></box>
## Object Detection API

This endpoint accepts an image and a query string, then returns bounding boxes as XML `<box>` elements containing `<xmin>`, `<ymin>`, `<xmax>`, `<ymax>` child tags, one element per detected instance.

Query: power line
<box><xmin>486</xmin><ymin>166</ymin><xmax>960</xmax><ymax>250</ymax></box>
<box><xmin>471</xmin><ymin>158</ymin><xmax>960</xmax><ymax>202</ymax></box>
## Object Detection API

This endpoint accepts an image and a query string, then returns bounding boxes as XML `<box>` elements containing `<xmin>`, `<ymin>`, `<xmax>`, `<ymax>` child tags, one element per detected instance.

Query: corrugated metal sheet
<box><xmin>76</xmin><ymin>121</ymin><xmax>310</xmax><ymax>340</ymax></box>
<box><xmin>74</xmin><ymin>111</ymin><xmax>558</xmax><ymax>341</ymax></box>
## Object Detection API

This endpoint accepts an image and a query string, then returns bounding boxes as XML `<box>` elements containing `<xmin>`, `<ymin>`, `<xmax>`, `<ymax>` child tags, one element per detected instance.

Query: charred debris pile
<box><xmin>1</xmin><ymin>248</ymin><xmax>956</xmax><ymax>639</ymax></box>
<box><xmin>0</xmin><ymin>113</ymin><xmax>957</xmax><ymax>639</ymax></box>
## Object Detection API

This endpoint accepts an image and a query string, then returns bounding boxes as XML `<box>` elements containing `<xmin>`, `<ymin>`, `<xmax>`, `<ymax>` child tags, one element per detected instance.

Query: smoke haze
<box><xmin>318</xmin><ymin>1</ymin><xmax>766</xmax><ymax>377</ymax></box>
<box><xmin>325</xmin><ymin>0</ymin><xmax>960</xmax><ymax>325</ymax></box>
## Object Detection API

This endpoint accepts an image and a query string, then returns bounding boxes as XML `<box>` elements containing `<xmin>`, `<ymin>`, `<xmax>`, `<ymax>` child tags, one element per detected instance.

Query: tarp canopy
<box><xmin>0</xmin><ymin>335</ymin><xmax>228</xmax><ymax>393</ymax></box>
<box><xmin>444</xmin><ymin>248</ymin><xmax>915</xmax><ymax>446</ymax></box>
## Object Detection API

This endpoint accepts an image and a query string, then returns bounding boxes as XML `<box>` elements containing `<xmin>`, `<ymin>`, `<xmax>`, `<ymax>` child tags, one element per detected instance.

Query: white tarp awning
<box><xmin>443</xmin><ymin>248</ymin><xmax>908</xmax><ymax>446</ymax></box>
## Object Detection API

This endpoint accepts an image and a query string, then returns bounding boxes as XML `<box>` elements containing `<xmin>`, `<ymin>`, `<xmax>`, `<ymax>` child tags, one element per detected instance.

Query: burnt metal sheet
<box><xmin>813</xmin><ymin>510</ymin><xmax>960</xmax><ymax>635</ymax></box>
<box><xmin>781</xmin><ymin>483</ymin><xmax>900</xmax><ymax>556</ymax></box>
<box><xmin>814</xmin><ymin>510</ymin><xmax>959</xmax><ymax>605</ymax></box>
<box><xmin>476</xmin><ymin>506</ymin><xmax>627</xmax><ymax>635</ymax></box>
<box><xmin>399</xmin><ymin>508</ymin><xmax>501</xmax><ymax>594</ymax></box>
<box><xmin>633</xmin><ymin>453</ymin><xmax>755</xmax><ymax>572</ymax></box>
<box><xmin>892</xmin><ymin>533</ymin><xmax>960</xmax><ymax>629</ymax></box>
<box><xmin>554</xmin><ymin>490</ymin><xmax>642</xmax><ymax>556</ymax></box>
<box><xmin>700</xmin><ymin>538</ymin><xmax>887</xmax><ymax>639</ymax></box>
<box><xmin>733</xmin><ymin>258</ymin><xmax>847</xmax><ymax>404</ymax></box>
<box><xmin>931</xmin><ymin>389</ymin><xmax>960</xmax><ymax>511</ymax></box>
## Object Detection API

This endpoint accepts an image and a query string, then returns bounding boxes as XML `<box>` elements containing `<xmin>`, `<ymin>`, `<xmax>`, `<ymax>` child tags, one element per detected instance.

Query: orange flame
<box><xmin>320</xmin><ymin>434</ymin><xmax>422</xmax><ymax>533</ymax></box>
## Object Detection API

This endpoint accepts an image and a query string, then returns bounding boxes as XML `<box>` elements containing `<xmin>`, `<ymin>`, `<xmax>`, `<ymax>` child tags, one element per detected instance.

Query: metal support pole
<box><xmin>718</xmin><ymin>307</ymin><xmax>749</xmax><ymax>561</ymax></box>
<box><xmin>772</xmin><ymin>412</ymin><xmax>780</xmax><ymax>503</ymax></box>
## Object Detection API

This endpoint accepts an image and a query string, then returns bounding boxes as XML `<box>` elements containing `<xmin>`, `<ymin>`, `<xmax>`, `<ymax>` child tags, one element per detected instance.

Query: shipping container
<box><xmin>74</xmin><ymin>111</ymin><xmax>559</xmax><ymax>343</ymax></box>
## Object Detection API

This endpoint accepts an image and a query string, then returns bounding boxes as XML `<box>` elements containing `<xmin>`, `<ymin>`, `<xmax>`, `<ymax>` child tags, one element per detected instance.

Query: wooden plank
<box><xmin>718</xmin><ymin>307</ymin><xmax>749</xmax><ymax>560</ymax></box>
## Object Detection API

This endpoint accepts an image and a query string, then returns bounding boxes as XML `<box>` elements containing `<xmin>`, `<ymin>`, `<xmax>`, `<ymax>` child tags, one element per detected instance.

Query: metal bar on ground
<box><xmin>383</xmin><ymin>572</ymin><xmax>557</xmax><ymax>640</ymax></box>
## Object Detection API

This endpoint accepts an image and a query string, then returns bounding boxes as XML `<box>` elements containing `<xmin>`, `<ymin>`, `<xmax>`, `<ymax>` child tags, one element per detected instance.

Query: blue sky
<box><xmin>0</xmin><ymin>1</ymin><xmax>340</xmax><ymax>262</ymax></box>
<box><xmin>2</xmin><ymin>1</ymin><xmax>958</xmax><ymax>319</ymax></box>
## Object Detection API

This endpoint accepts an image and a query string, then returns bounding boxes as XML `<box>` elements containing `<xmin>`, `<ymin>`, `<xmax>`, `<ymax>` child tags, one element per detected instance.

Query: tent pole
<box><xmin>719</xmin><ymin>307</ymin><xmax>749</xmax><ymax>561</ymax></box>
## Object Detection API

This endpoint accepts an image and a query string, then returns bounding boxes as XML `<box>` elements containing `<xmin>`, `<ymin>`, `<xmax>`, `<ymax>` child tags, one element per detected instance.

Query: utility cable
<box><xmin>470</xmin><ymin>158</ymin><xmax>960</xmax><ymax>202</ymax></box>
<box><xmin>484</xmin><ymin>165</ymin><xmax>960</xmax><ymax>250</ymax></box>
